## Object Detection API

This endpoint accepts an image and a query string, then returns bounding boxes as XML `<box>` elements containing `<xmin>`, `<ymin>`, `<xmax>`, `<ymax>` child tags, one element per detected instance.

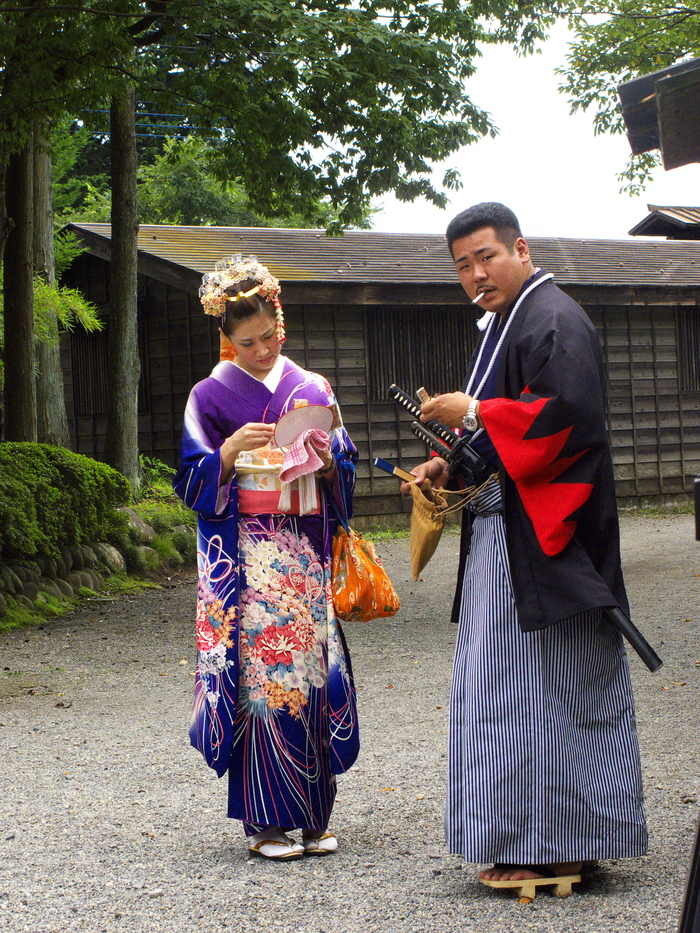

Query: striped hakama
<box><xmin>445</xmin><ymin>481</ymin><xmax>648</xmax><ymax>864</ymax></box>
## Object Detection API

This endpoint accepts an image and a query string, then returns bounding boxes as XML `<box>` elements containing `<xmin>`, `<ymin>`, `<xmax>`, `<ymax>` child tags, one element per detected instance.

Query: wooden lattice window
<box><xmin>367</xmin><ymin>306</ymin><xmax>476</xmax><ymax>402</ymax></box>
<box><xmin>678</xmin><ymin>308</ymin><xmax>700</xmax><ymax>394</ymax></box>
<box><xmin>71</xmin><ymin>323</ymin><xmax>150</xmax><ymax>416</ymax></box>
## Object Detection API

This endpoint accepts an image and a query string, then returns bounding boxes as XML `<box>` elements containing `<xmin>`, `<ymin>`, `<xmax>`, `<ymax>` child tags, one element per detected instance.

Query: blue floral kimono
<box><xmin>174</xmin><ymin>356</ymin><xmax>359</xmax><ymax>832</ymax></box>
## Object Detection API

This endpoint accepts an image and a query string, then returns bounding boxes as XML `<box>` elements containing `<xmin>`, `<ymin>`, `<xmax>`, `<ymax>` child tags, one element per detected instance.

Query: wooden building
<box><xmin>62</xmin><ymin>223</ymin><xmax>700</xmax><ymax>518</ymax></box>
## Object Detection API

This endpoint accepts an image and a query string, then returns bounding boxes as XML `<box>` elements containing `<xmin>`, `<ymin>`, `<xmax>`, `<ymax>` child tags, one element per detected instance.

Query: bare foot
<box><xmin>479</xmin><ymin>862</ymin><xmax>583</xmax><ymax>882</ymax></box>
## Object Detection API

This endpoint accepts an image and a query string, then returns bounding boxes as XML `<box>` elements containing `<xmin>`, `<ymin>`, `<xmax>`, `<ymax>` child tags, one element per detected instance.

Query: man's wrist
<box><xmin>462</xmin><ymin>397</ymin><xmax>480</xmax><ymax>432</ymax></box>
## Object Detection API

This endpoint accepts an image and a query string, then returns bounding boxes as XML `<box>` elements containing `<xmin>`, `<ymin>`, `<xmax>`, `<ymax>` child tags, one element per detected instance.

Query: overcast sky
<box><xmin>371</xmin><ymin>24</ymin><xmax>700</xmax><ymax>240</ymax></box>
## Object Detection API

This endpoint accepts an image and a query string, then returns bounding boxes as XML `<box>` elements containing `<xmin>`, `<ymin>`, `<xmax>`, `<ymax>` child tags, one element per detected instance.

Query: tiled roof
<box><xmin>68</xmin><ymin>223</ymin><xmax>700</xmax><ymax>288</ymax></box>
<box><xmin>629</xmin><ymin>205</ymin><xmax>700</xmax><ymax>237</ymax></box>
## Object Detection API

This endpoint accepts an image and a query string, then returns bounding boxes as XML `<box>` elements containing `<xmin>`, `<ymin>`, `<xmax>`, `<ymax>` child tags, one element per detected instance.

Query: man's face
<box><xmin>451</xmin><ymin>226</ymin><xmax>532</xmax><ymax>317</ymax></box>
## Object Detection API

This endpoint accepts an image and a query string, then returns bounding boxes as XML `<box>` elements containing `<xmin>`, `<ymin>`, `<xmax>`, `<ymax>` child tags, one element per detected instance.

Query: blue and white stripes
<box><xmin>446</xmin><ymin>483</ymin><xmax>647</xmax><ymax>863</ymax></box>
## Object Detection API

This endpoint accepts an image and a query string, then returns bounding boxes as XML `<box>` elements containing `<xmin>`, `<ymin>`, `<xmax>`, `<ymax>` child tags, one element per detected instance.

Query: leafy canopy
<box><xmin>557</xmin><ymin>2</ymin><xmax>700</xmax><ymax>193</ymax></box>
<box><xmin>1</xmin><ymin>0</ymin><xmax>566</xmax><ymax>226</ymax></box>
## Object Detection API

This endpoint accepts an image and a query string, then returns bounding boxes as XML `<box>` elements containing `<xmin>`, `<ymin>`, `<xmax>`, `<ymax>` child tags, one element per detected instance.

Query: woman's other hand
<box><xmin>220</xmin><ymin>422</ymin><xmax>275</xmax><ymax>478</ymax></box>
<box><xmin>308</xmin><ymin>436</ymin><xmax>336</xmax><ymax>479</ymax></box>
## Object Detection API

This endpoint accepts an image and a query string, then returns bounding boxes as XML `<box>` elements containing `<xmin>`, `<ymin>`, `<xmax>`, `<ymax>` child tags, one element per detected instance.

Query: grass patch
<box><xmin>620</xmin><ymin>502</ymin><xmax>694</xmax><ymax>518</ymax></box>
<box><xmin>130</xmin><ymin>498</ymin><xmax>196</xmax><ymax>534</ymax></box>
<box><xmin>0</xmin><ymin>594</ymin><xmax>72</xmax><ymax>632</ymax></box>
<box><xmin>102</xmin><ymin>575</ymin><xmax>162</xmax><ymax>594</ymax></box>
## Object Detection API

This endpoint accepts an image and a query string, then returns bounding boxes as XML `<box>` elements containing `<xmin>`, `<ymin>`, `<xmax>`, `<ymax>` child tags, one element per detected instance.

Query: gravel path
<box><xmin>1</xmin><ymin>512</ymin><xmax>699</xmax><ymax>933</ymax></box>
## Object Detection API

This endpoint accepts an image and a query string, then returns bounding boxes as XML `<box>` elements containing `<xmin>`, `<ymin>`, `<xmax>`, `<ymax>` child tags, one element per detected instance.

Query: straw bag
<box><xmin>330</xmin><ymin>516</ymin><xmax>400</xmax><ymax>623</ymax></box>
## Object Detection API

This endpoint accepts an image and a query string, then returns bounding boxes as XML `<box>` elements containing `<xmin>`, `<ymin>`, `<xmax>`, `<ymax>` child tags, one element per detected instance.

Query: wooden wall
<box><xmin>62</xmin><ymin>255</ymin><xmax>700</xmax><ymax>515</ymax></box>
<box><xmin>572</xmin><ymin>286</ymin><xmax>700</xmax><ymax>501</ymax></box>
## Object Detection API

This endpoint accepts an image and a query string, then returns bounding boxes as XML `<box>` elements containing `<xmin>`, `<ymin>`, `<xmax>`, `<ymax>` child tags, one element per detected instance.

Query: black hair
<box><xmin>220</xmin><ymin>277</ymin><xmax>277</xmax><ymax>338</ymax></box>
<box><xmin>445</xmin><ymin>202</ymin><xmax>523</xmax><ymax>255</ymax></box>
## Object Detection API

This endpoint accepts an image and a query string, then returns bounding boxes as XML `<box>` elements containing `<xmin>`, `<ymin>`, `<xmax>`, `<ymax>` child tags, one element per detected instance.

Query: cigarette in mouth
<box><xmin>472</xmin><ymin>292</ymin><xmax>486</xmax><ymax>305</ymax></box>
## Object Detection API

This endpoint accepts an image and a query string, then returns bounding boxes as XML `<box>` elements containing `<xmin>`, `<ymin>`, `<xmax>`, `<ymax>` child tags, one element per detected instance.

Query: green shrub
<box><xmin>131</xmin><ymin>499</ymin><xmax>195</xmax><ymax>534</ymax></box>
<box><xmin>170</xmin><ymin>529</ymin><xmax>197</xmax><ymax>564</ymax></box>
<box><xmin>0</xmin><ymin>442</ymin><xmax>130</xmax><ymax>561</ymax></box>
<box><xmin>150</xmin><ymin>533</ymin><xmax>183</xmax><ymax>566</ymax></box>
<box><xmin>121</xmin><ymin>541</ymin><xmax>147</xmax><ymax>574</ymax></box>
<box><xmin>139</xmin><ymin>455</ymin><xmax>177</xmax><ymax>501</ymax></box>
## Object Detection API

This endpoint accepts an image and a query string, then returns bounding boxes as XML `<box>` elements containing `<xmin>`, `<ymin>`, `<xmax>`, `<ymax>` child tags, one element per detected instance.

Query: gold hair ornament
<box><xmin>226</xmin><ymin>285</ymin><xmax>261</xmax><ymax>302</ymax></box>
<box><xmin>199</xmin><ymin>254</ymin><xmax>285</xmax><ymax>346</ymax></box>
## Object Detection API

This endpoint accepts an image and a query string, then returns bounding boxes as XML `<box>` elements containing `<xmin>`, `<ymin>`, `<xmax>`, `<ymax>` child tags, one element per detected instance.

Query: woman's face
<box><xmin>227</xmin><ymin>310</ymin><xmax>281</xmax><ymax>378</ymax></box>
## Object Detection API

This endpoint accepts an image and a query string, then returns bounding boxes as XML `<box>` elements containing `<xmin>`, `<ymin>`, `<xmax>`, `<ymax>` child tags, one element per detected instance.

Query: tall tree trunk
<box><xmin>34</xmin><ymin>123</ymin><xmax>70</xmax><ymax>447</ymax></box>
<box><xmin>3</xmin><ymin>143</ymin><xmax>37</xmax><ymax>442</ymax></box>
<box><xmin>0</xmin><ymin>152</ymin><xmax>11</xmax><ymax>269</ymax></box>
<box><xmin>104</xmin><ymin>87</ymin><xmax>140</xmax><ymax>492</ymax></box>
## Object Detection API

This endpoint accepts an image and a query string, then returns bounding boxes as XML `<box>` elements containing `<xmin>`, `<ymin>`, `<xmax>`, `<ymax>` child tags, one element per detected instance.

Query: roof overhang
<box><xmin>618</xmin><ymin>58</ymin><xmax>700</xmax><ymax>170</ymax></box>
<box><xmin>65</xmin><ymin>223</ymin><xmax>700</xmax><ymax>292</ymax></box>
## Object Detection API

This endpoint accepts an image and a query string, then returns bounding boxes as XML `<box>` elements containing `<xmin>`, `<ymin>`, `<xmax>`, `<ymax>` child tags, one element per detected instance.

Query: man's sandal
<box><xmin>302</xmin><ymin>830</ymin><xmax>338</xmax><ymax>856</ymax></box>
<box><xmin>480</xmin><ymin>864</ymin><xmax>582</xmax><ymax>900</ymax></box>
<box><xmin>248</xmin><ymin>834</ymin><xmax>304</xmax><ymax>861</ymax></box>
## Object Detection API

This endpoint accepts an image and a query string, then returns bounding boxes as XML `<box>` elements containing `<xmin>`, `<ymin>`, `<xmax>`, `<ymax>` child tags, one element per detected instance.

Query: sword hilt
<box><xmin>388</xmin><ymin>384</ymin><xmax>461</xmax><ymax>448</ymax></box>
<box><xmin>410</xmin><ymin>421</ymin><xmax>491</xmax><ymax>488</ymax></box>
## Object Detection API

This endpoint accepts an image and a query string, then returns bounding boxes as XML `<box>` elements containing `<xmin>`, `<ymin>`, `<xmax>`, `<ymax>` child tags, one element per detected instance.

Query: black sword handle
<box><xmin>410</xmin><ymin>421</ymin><xmax>492</xmax><ymax>487</ymax></box>
<box><xmin>388</xmin><ymin>384</ymin><xmax>462</xmax><ymax>448</ymax></box>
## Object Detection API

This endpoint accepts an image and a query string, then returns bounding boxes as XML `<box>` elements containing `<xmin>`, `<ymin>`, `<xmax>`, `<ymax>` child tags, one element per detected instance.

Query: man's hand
<box><xmin>419</xmin><ymin>392</ymin><xmax>472</xmax><ymax>429</ymax></box>
<box><xmin>400</xmin><ymin>457</ymin><xmax>450</xmax><ymax>494</ymax></box>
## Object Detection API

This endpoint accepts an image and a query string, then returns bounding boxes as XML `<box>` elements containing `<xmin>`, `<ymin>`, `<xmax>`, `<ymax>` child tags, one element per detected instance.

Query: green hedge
<box><xmin>0</xmin><ymin>442</ymin><xmax>130</xmax><ymax>561</ymax></box>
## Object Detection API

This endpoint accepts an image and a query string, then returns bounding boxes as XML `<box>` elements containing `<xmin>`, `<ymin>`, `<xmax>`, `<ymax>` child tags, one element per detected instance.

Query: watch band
<box><xmin>462</xmin><ymin>398</ymin><xmax>479</xmax><ymax>432</ymax></box>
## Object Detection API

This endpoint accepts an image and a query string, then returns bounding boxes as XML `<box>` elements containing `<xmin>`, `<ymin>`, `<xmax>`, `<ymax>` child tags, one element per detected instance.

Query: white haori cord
<box><xmin>465</xmin><ymin>272</ymin><xmax>553</xmax><ymax>443</ymax></box>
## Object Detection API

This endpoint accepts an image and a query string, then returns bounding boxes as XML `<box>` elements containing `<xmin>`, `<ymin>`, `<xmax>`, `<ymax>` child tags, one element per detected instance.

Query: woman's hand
<box><xmin>220</xmin><ymin>422</ymin><xmax>275</xmax><ymax>479</ymax></box>
<box><xmin>399</xmin><ymin>457</ymin><xmax>450</xmax><ymax>493</ymax></box>
<box><xmin>309</xmin><ymin>436</ymin><xmax>336</xmax><ymax>479</ymax></box>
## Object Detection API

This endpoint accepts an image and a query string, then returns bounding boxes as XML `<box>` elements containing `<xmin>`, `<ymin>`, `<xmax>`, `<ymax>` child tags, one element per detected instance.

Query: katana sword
<box><xmin>388</xmin><ymin>384</ymin><xmax>463</xmax><ymax>448</ymax></box>
<box><xmin>409</xmin><ymin>419</ymin><xmax>493</xmax><ymax>488</ymax></box>
<box><xmin>388</xmin><ymin>384</ymin><xmax>493</xmax><ymax>487</ymax></box>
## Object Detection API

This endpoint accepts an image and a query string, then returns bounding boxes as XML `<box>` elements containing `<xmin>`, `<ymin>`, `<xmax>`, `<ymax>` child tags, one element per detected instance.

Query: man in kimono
<box><xmin>405</xmin><ymin>202</ymin><xmax>647</xmax><ymax>894</ymax></box>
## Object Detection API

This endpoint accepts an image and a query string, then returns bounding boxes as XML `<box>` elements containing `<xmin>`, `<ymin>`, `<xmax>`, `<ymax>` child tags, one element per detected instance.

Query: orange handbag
<box><xmin>330</xmin><ymin>521</ymin><xmax>400</xmax><ymax>623</ymax></box>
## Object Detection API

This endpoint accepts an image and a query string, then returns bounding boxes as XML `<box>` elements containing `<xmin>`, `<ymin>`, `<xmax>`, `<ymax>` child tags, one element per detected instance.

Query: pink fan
<box><xmin>273</xmin><ymin>405</ymin><xmax>334</xmax><ymax>448</ymax></box>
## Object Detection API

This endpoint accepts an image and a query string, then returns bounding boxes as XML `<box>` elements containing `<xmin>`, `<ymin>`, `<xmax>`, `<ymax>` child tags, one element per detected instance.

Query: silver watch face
<box><xmin>463</xmin><ymin>413</ymin><xmax>478</xmax><ymax>432</ymax></box>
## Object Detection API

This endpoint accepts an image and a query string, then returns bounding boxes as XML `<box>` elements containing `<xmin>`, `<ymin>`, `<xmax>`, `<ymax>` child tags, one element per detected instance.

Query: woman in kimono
<box><xmin>174</xmin><ymin>256</ymin><xmax>359</xmax><ymax>861</ymax></box>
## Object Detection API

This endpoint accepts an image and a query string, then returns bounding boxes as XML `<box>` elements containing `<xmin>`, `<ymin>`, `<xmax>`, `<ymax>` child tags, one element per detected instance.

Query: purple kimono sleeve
<box><xmin>173</xmin><ymin>388</ymin><xmax>235</xmax><ymax>519</ymax></box>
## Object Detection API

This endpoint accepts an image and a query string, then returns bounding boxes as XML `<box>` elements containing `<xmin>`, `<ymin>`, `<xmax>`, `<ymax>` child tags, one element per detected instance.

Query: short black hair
<box><xmin>446</xmin><ymin>202</ymin><xmax>522</xmax><ymax>255</ymax></box>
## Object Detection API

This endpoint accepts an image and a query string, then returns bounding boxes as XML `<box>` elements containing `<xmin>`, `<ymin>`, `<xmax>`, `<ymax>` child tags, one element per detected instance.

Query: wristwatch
<box><xmin>462</xmin><ymin>398</ymin><xmax>479</xmax><ymax>433</ymax></box>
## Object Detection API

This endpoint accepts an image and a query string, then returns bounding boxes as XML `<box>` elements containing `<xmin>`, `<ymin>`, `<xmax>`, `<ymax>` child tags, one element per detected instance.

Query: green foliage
<box><xmin>120</xmin><ymin>541</ymin><xmax>148</xmax><ymax>574</ymax></box>
<box><xmin>0</xmin><ymin>230</ymin><xmax>102</xmax><ymax>387</ymax></box>
<box><xmin>32</xmin><ymin>280</ymin><xmax>102</xmax><ymax>343</ymax></box>
<box><xmin>150</xmin><ymin>533</ymin><xmax>184</xmax><ymax>566</ymax></box>
<box><xmin>1</xmin><ymin>1</ymin><xmax>567</xmax><ymax>231</ymax></box>
<box><xmin>131</xmin><ymin>499</ymin><xmax>196</xmax><ymax>534</ymax></box>
<box><xmin>139</xmin><ymin>455</ymin><xmax>177</xmax><ymax>500</ymax></box>
<box><xmin>557</xmin><ymin>1</ymin><xmax>700</xmax><ymax>190</ymax></box>
<box><xmin>170</xmin><ymin>529</ymin><xmax>197</xmax><ymax>564</ymax></box>
<box><xmin>0</xmin><ymin>595</ymin><xmax>49</xmax><ymax>632</ymax></box>
<box><xmin>0</xmin><ymin>443</ymin><xmax>130</xmax><ymax>561</ymax></box>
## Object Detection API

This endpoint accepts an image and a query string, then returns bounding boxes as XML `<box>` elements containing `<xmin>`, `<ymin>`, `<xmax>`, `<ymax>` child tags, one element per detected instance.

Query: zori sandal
<box><xmin>248</xmin><ymin>832</ymin><xmax>304</xmax><ymax>861</ymax></box>
<box><xmin>302</xmin><ymin>830</ymin><xmax>338</xmax><ymax>856</ymax></box>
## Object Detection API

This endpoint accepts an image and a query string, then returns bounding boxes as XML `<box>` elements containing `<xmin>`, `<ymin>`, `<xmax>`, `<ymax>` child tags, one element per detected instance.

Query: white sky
<box><xmin>371</xmin><ymin>23</ymin><xmax>700</xmax><ymax>240</ymax></box>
